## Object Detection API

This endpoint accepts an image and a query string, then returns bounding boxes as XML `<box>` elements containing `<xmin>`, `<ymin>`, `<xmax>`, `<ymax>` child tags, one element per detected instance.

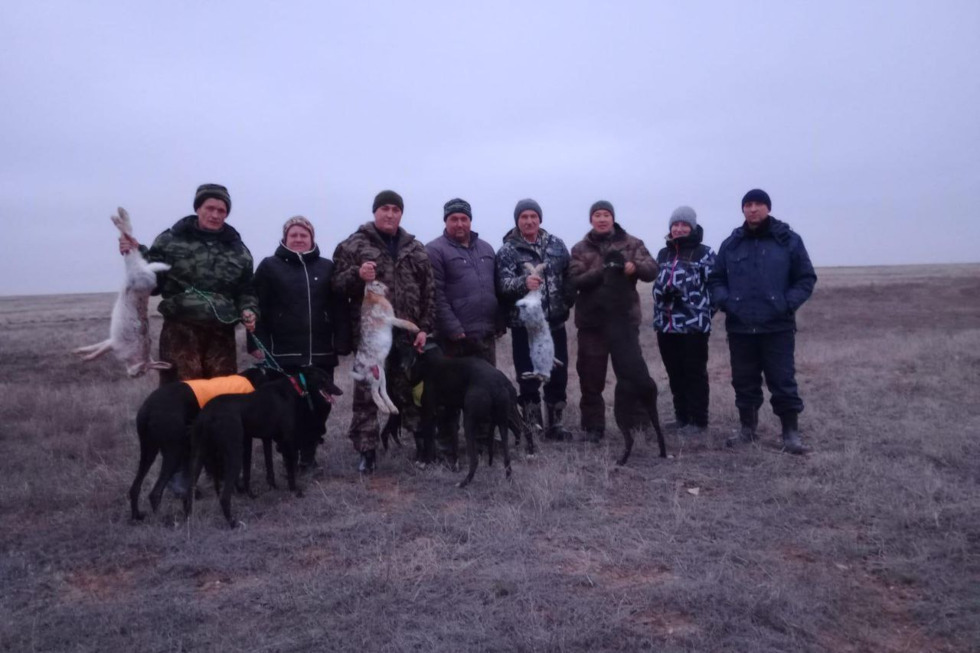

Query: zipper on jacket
<box><xmin>298</xmin><ymin>252</ymin><xmax>313</xmax><ymax>366</ymax></box>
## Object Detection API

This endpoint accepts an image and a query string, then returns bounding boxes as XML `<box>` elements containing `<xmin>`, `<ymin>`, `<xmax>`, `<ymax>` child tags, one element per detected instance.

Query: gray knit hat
<box><xmin>589</xmin><ymin>200</ymin><xmax>615</xmax><ymax>220</ymax></box>
<box><xmin>513</xmin><ymin>198</ymin><xmax>542</xmax><ymax>225</ymax></box>
<box><xmin>669</xmin><ymin>206</ymin><xmax>697</xmax><ymax>229</ymax></box>
<box><xmin>443</xmin><ymin>198</ymin><xmax>472</xmax><ymax>221</ymax></box>
<box><xmin>194</xmin><ymin>183</ymin><xmax>231</xmax><ymax>214</ymax></box>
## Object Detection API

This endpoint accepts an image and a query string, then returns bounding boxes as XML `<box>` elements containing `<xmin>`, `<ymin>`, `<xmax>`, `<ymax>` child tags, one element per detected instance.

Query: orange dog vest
<box><xmin>184</xmin><ymin>375</ymin><xmax>256</xmax><ymax>408</ymax></box>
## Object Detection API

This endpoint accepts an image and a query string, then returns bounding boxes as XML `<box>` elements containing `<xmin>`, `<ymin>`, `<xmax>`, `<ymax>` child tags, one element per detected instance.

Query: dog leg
<box><xmin>262</xmin><ymin>438</ymin><xmax>277</xmax><ymax>490</ymax></box>
<box><xmin>239</xmin><ymin>434</ymin><xmax>255</xmax><ymax>498</ymax></box>
<box><xmin>457</xmin><ymin>403</ymin><xmax>482</xmax><ymax>489</ymax></box>
<box><xmin>644</xmin><ymin>392</ymin><xmax>667</xmax><ymax>458</ymax></box>
<box><xmin>183</xmin><ymin>441</ymin><xmax>206</xmax><ymax>521</ymax></box>
<box><xmin>614</xmin><ymin>384</ymin><xmax>635</xmax><ymax>466</ymax></box>
<box><xmin>220</xmin><ymin>440</ymin><xmax>242</xmax><ymax>529</ymax></box>
<box><xmin>149</xmin><ymin>448</ymin><xmax>181</xmax><ymax>513</ymax></box>
<box><xmin>129</xmin><ymin>442</ymin><xmax>159</xmax><ymax>521</ymax></box>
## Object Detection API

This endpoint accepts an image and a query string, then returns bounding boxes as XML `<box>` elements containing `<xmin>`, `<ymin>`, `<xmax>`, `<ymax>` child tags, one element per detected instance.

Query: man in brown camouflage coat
<box><xmin>569</xmin><ymin>200</ymin><xmax>658</xmax><ymax>442</ymax></box>
<box><xmin>332</xmin><ymin>190</ymin><xmax>435</xmax><ymax>473</ymax></box>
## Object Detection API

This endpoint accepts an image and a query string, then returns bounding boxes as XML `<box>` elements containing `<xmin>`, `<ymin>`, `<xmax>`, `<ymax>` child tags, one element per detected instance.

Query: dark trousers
<box><xmin>158</xmin><ymin>319</ymin><xmax>237</xmax><ymax>386</ymax></box>
<box><xmin>657</xmin><ymin>332</ymin><xmax>710</xmax><ymax>427</ymax></box>
<box><xmin>727</xmin><ymin>331</ymin><xmax>804</xmax><ymax>417</ymax></box>
<box><xmin>510</xmin><ymin>325</ymin><xmax>568</xmax><ymax>405</ymax></box>
<box><xmin>577</xmin><ymin>326</ymin><xmax>652</xmax><ymax>432</ymax></box>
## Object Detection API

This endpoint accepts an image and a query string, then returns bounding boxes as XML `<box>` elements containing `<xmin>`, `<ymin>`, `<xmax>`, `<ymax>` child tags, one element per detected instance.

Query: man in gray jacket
<box><xmin>426</xmin><ymin>198</ymin><xmax>500</xmax><ymax>458</ymax></box>
<box><xmin>426</xmin><ymin>198</ymin><xmax>499</xmax><ymax>363</ymax></box>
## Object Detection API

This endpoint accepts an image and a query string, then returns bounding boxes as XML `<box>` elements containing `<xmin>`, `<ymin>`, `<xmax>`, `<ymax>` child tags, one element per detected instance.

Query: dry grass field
<box><xmin>1</xmin><ymin>264</ymin><xmax>978</xmax><ymax>652</ymax></box>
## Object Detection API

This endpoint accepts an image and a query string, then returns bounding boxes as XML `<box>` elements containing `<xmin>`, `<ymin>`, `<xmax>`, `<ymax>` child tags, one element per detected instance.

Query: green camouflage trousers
<box><xmin>348</xmin><ymin>340</ymin><xmax>419</xmax><ymax>453</ymax></box>
<box><xmin>158</xmin><ymin>319</ymin><xmax>237</xmax><ymax>385</ymax></box>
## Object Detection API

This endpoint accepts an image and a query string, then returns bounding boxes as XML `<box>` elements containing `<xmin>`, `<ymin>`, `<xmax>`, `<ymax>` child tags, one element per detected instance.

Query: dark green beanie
<box><xmin>373</xmin><ymin>190</ymin><xmax>404</xmax><ymax>213</ymax></box>
<box><xmin>443</xmin><ymin>198</ymin><xmax>472</xmax><ymax>221</ymax></box>
<box><xmin>194</xmin><ymin>183</ymin><xmax>231</xmax><ymax>214</ymax></box>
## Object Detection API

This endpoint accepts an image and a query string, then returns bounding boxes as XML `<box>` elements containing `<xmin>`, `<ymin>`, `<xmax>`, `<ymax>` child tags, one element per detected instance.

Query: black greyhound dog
<box><xmin>183</xmin><ymin>367</ymin><xmax>342</xmax><ymax>528</ymax></box>
<box><xmin>599</xmin><ymin>250</ymin><xmax>667</xmax><ymax>466</ymax></box>
<box><xmin>410</xmin><ymin>342</ymin><xmax>522</xmax><ymax>488</ymax></box>
<box><xmin>129</xmin><ymin>367</ymin><xmax>274</xmax><ymax>521</ymax></box>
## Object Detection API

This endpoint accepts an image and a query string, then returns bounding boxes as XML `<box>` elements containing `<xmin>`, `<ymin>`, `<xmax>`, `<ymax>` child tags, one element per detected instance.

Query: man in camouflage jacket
<box><xmin>332</xmin><ymin>190</ymin><xmax>435</xmax><ymax>473</ymax></box>
<box><xmin>496</xmin><ymin>198</ymin><xmax>575</xmax><ymax>442</ymax></box>
<box><xmin>569</xmin><ymin>200</ymin><xmax>657</xmax><ymax>442</ymax></box>
<box><xmin>121</xmin><ymin>183</ymin><xmax>258</xmax><ymax>385</ymax></box>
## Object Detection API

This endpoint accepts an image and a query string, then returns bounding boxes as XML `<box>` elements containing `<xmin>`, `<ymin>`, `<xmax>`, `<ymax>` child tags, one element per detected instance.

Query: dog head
<box><xmin>296</xmin><ymin>366</ymin><xmax>344</xmax><ymax>402</ymax></box>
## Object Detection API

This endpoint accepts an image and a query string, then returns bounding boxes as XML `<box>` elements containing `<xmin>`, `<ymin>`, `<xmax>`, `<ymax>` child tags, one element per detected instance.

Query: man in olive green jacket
<box><xmin>120</xmin><ymin>184</ymin><xmax>258</xmax><ymax>385</ymax></box>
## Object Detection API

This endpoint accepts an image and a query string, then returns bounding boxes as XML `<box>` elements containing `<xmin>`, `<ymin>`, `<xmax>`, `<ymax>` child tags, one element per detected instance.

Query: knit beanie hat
<box><xmin>282</xmin><ymin>215</ymin><xmax>315</xmax><ymax>242</ymax></box>
<box><xmin>443</xmin><ymin>198</ymin><xmax>472</xmax><ymax>221</ymax></box>
<box><xmin>373</xmin><ymin>190</ymin><xmax>404</xmax><ymax>213</ymax></box>
<box><xmin>193</xmin><ymin>183</ymin><xmax>231</xmax><ymax>214</ymax></box>
<box><xmin>513</xmin><ymin>198</ymin><xmax>543</xmax><ymax>225</ymax></box>
<box><xmin>741</xmin><ymin>188</ymin><xmax>771</xmax><ymax>210</ymax></box>
<box><xmin>669</xmin><ymin>206</ymin><xmax>697</xmax><ymax>229</ymax></box>
<box><xmin>589</xmin><ymin>200</ymin><xmax>615</xmax><ymax>220</ymax></box>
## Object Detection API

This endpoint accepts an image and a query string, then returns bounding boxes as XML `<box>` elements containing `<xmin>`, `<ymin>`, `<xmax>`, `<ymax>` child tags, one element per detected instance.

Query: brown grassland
<box><xmin>1</xmin><ymin>264</ymin><xmax>978</xmax><ymax>652</ymax></box>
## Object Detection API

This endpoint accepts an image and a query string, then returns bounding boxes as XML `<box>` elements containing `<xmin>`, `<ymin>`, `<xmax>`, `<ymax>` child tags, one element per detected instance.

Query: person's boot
<box><xmin>727</xmin><ymin>407</ymin><xmax>758</xmax><ymax>447</ymax></box>
<box><xmin>544</xmin><ymin>401</ymin><xmax>573</xmax><ymax>441</ymax></box>
<box><xmin>780</xmin><ymin>413</ymin><xmax>809</xmax><ymax>455</ymax></box>
<box><xmin>667</xmin><ymin>414</ymin><xmax>690</xmax><ymax>431</ymax></box>
<box><xmin>358</xmin><ymin>449</ymin><xmax>376</xmax><ymax>474</ymax></box>
<box><xmin>586</xmin><ymin>427</ymin><xmax>605</xmax><ymax>444</ymax></box>
<box><xmin>298</xmin><ymin>445</ymin><xmax>318</xmax><ymax>472</ymax></box>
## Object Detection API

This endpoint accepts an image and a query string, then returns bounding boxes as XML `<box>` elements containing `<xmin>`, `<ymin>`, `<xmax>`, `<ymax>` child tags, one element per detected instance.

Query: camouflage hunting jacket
<box><xmin>652</xmin><ymin>225</ymin><xmax>717</xmax><ymax>334</ymax></box>
<box><xmin>495</xmin><ymin>227</ymin><xmax>573</xmax><ymax>329</ymax></box>
<box><xmin>144</xmin><ymin>215</ymin><xmax>258</xmax><ymax>325</ymax></box>
<box><xmin>569</xmin><ymin>223</ymin><xmax>657</xmax><ymax>329</ymax></box>
<box><xmin>331</xmin><ymin>222</ymin><xmax>435</xmax><ymax>348</ymax></box>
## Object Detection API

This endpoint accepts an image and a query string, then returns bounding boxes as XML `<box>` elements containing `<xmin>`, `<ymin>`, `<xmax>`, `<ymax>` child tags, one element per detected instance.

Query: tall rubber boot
<box><xmin>520</xmin><ymin>400</ymin><xmax>543</xmax><ymax>441</ymax></box>
<box><xmin>780</xmin><ymin>413</ymin><xmax>809</xmax><ymax>455</ymax></box>
<box><xmin>358</xmin><ymin>449</ymin><xmax>376</xmax><ymax>474</ymax></box>
<box><xmin>544</xmin><ymin>401</ymin><xmax>573</xmax><ymax>441</ymax></box>
<box><xmin>727</xmin><ymin>407</ymin><xmax>758</xmax><ymax>447</ymax></box>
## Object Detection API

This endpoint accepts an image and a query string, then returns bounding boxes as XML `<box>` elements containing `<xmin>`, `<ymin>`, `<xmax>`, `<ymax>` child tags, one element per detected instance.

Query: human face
<box><xmin>590</xmin><ymin>209</ymin><xmax>614</xmax><ymax>235</ymax></box>
<box><xmin>374</xmin><ymin>204</ymin><xmax>402</xmax><ymax>235</ymax></box>
<box><xmin>445</xmin><ymin>213</ymin><xmax>472</xmax><ymax>245</ymax></box>
<box><xmin>196</xmin><ymin>198</ymin><xmax>229</xmax><ymax>231</ymax></box>
<box><xmin>517</xmin><ymin>210</ymin><xmax>541</xmax><ymax>242</ymax></box>
<box><xmin>284</xmin><ymin>225</ymin><xmax>313</xmax><ymax>252</ymax></box>
<box><xmin>670</xmin><ymin>221</ymin><xmax>692</xmax><ymax>238</ymax></box>
<box><xmin>742</xmin><ymin>201</ymin><xmax>770</xmax><ymax>230</ymax></box>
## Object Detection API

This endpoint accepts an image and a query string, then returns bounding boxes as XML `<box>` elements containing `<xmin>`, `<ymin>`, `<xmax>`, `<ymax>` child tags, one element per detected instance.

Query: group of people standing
<box><xmin>120</xmin><ymin>183</ymin><xmax>817</xmax><ymax>475</ymax></box>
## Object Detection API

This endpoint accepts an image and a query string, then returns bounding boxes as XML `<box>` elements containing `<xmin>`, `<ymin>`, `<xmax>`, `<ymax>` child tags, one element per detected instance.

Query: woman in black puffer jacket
<box><xmin>250</xmin><ymin>216</ymin><xmax>350</xmax><ymax>470</ymax></box>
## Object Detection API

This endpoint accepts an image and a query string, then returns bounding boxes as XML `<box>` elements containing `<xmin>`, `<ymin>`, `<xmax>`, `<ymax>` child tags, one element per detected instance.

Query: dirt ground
<box><xmin>1</xmin><ymin>264</ymin><xmax>978</xmax><ymax>652</ymax></box>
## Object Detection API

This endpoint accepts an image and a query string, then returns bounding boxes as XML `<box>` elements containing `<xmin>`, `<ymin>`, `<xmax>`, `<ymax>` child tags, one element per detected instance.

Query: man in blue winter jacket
<box><xmin>708</xmin><ymin>189</ymin><xmax>817</xmax><ymax>454</ymax></box>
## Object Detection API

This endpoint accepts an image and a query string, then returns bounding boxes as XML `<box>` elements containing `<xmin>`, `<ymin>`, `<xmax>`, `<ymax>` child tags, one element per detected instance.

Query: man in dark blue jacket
<box><xmin>708</xmin><ymin>189</ymin><xmax>817</xmax><ymax>453</ymax></box>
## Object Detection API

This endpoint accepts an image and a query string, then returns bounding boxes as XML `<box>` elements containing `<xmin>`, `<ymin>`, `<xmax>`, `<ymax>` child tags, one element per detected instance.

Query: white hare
<box><xmin>351</xmin><ymin>280</ymin><xmax>420</xmax><ymax>414</ymax></box>
<box><xmin>515</xmin><ymin>262</ymin><xmax>561</xmax><ymax>383</ymax></box>
<box><xmin>73</xmin><ymin>207</ymin><xmax>172</xmax><ymax>377</ymax></box>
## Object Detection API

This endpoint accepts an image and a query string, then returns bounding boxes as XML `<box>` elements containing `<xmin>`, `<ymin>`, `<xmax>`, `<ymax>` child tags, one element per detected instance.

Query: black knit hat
<box><xmin>443</xmin><ymin>198</ymin><xmax>472</xmax><ymax>221</ymax></box>
<box><xmin>589</xmin><ymin>200</ymin><xmax>615</xmax><ymax>220</ymax></box>
<box><xmin>193</xmin><ymin>183</ymin><xmax>231</xmax><ymax>214</ymax></box>
<box><xmin>741</xmin><ymin>188</ymin><xmax>771</xmax><ymax>210</ymax></box>
<box><xmin>513</xmin><ymin>198</ymin><xmax>542</xmax><ymax>225</ymax></box>
<box><xmin>373</xmin><ymin>190</ymin><xmax>404</xmax><ymax>213</ymax></box>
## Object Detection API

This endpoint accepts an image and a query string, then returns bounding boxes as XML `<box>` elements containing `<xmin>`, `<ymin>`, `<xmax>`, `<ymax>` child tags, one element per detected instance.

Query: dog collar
<box><xmin>289</xmin><ymin>376</ymin><xmax>307</xmax><ymax>396</ymax></box>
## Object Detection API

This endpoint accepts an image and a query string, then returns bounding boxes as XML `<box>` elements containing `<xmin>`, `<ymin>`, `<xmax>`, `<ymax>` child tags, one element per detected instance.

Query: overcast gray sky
<box><xmin>2</xmin><ymin>0</ymin><xmax>977</xmax><ymax>296</ymax></box>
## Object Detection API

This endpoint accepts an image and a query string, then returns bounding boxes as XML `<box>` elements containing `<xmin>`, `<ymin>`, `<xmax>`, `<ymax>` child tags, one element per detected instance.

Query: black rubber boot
<box><xmin>586</xmin><ymin>428</ymin><xmax>604</xmax><ymax>444</ymax></box>
<box><xmin>544</xmin><ymin>401</ymin><xmax>573</xmax><ymax>441</ymax></box>
<box><xmin>780</xmin><ymin>413</ymin><xmax>809</xmax><ymax>455</ymax></box>
<box><xmin>727</xmin><ymin>407</ymin><xmax>758</xmax><ymax>447</ymax></box>
<box><xmin>298</xmin><ymin>445</ymin><xmax>318</xmax><ymax>472</ymax></box>
<box><xmin>358</xmin><ymin>449</ymin><xmax>376</xmax><ymax>474</ymax></box>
